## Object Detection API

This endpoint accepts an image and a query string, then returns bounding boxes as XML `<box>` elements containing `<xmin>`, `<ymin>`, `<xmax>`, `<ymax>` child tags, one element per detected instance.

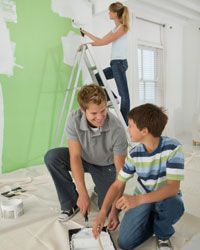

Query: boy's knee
<box><xmin>156</xmin><ymin>195</ymin><xmax>185</xmax><ymax>224</ymax></box>
<box><xmin>172</xmin><ymin>197</ymin><xmax>185</xmax><ymax>223</ymax></box>
<box><xmin>118</xmin><ymin>229</ymin><xmax>139</xmax><ymax>250</ymax></box>
<box><xmin>118</xmin><ymin>237</ymin><xmax>129</xmax><ymax>250</ymax></box>
<box><xmin>118</xmin><ymin>236</ymin><xmax>135</xmax><ymax>250</ymax></box>
<box><xmin>169</xmin><ymin>196</ymin><xmax>184</xmax><ymax>214</ymax></box>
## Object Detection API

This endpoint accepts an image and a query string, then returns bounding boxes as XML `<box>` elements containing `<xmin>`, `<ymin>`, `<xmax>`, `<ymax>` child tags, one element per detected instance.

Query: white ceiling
<box><xmin>90</xmin><ymin>0</ymin><xmax>200</xmax><ymax>23</ymax></box>
<box><xmin>128</xmin><ymin>0</ymin><xmax>200</xmax><ymax>23</ymax></box>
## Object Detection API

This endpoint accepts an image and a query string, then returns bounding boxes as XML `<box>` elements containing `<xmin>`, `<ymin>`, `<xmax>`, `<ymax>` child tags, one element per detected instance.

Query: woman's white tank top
<box><xmin>111</xmin><ymin>25</ymin><xmax>128</xmax><ymax>60</ymax></box>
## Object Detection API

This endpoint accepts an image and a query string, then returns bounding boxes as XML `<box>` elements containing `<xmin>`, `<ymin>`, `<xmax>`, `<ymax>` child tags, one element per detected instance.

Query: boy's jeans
<box><xmin>95</xmin><ymin>59</ymin><xmax>130</xmax><ymax>125</ymax></box>
<box><xmin>118</xmin><ymin>194</ymin><xmax>184</xmax><ymax>250</ymax></box>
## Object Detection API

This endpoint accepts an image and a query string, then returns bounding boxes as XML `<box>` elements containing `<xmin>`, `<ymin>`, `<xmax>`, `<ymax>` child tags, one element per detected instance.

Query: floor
<box><xmin>0</xmin><ymin>134</ymin><xmax>200</xmax><ymax>250</ymax></box>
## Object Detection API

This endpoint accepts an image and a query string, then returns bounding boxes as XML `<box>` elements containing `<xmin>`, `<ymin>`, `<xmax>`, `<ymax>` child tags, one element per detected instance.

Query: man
<box><xmin>44</xmin><ymin>84</ymin><xmax>128</xmax><ymax>229</ymax></box>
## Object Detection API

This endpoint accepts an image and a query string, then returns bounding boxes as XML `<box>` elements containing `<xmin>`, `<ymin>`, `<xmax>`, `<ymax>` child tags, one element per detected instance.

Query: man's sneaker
<box><xmin>157</xmin><ymin>238</ymin><xmax>173</xmax><ymax>250</ymax></box>
<box><xmin>58</xmin><ymin>205</ymin><xmax>79</xmax><ymax>222</ymax></box>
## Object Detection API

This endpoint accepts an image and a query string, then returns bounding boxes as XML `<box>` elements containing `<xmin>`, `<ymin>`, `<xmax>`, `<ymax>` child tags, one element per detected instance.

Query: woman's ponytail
<box><xmin>122</xmin><ymin>6</ymin><xmax>129</xmax><ymax>32</ymax></box>
<box><xmin>109</xmin><ymin>2</ymin><xmax>129</xmax><ymax>32</ymax></box>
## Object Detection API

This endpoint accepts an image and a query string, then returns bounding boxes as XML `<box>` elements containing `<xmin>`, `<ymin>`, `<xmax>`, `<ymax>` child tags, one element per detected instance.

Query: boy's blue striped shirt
<box><xmin>118</xmin><ymin>136</ymin><xmax>184</xmax><ymax>194</ymax></box>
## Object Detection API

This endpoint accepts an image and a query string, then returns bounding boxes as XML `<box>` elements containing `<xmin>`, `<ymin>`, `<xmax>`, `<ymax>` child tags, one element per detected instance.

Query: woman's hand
<box><xmin>80</xmin><ymin>28</ymin><xmax>87</xmax><ymax>37</ymax></box>
<box><xmin>77</xmin><ymin>43</ymin><xmax>92</xmax><ymax>52</ymax></box>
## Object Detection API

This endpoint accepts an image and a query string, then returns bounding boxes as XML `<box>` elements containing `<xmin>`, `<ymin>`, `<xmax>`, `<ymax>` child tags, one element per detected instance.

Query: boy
<box><xmin>44</xmin><ymin>84</ymin><xmax>127</xmax><ymax>226</ymax></box>
<box><xmin>93</xmin><ymin>103</ymin><xmax>184</xmax><ymax>250</ymax></box>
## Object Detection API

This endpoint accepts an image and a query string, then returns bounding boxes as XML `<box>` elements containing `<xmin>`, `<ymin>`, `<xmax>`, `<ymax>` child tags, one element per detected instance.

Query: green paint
<box><xmin>0</xmin><ymin>0</ymin><xmax>81</xmax><ymax>173</ymax></box>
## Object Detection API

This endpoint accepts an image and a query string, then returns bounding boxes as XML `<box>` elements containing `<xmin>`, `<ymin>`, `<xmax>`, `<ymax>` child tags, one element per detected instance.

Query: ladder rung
<box><xmin>53</xmin><ymin>44</ymin><xmax>128</xmax><ymax>147</ymax></box>
<box><xmin>89</xmin><ymin>66</ymin><xmax>97</xmax><ymax>71</ymax></box>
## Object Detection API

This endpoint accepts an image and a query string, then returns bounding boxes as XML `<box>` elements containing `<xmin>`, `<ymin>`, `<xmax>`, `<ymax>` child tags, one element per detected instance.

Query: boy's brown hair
<box><xmin>77</xmin><ymin>84</ymin><xmax>107</xmax><ymax>111</ymax></box>
<box><xmin>128</xmin><ymin>103</ymin><xmax>168</xmax><ymax>137</ymax></box>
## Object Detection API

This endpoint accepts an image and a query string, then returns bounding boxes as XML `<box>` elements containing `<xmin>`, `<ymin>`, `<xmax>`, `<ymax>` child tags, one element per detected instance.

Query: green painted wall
<box><xmin>0</xmin><ymin>0</ymin><xmax>80</xmax><ymax>173</ymax></box>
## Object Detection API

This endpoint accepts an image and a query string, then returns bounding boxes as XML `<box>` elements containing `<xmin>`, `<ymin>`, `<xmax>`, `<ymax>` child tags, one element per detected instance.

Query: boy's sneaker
<box><xmin>157</xmin><ymin>238</ymin><xmax>173</xmax><ymax>250</ymax></box>
<box><xmin>58</xmin><ymin>205</ymin><xmax>79</xmax><ymax>222</ymax></box>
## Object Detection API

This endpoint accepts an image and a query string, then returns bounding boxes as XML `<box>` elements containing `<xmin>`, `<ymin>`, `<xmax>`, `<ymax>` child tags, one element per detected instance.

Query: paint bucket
<box><xmin>1</xmin><ymin>199</ymin><xmax>24</xmax><ymax>219</ymax></box>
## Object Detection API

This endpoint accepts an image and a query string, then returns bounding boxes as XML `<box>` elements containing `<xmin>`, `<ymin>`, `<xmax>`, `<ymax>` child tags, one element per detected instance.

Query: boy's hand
<box><xmin>107</xmin><ymin>210</ymin><xmax>119</xmax><ymax>231</ymax></box>
<box><xmin>92</xmin><ymin>213</ymin><xmax>106</xmax><ymax>239</ymax></box>
<box><xmin>116</xmin><ymin>194</ymin><xmax>142</xmax><ymax>212</ymax></box>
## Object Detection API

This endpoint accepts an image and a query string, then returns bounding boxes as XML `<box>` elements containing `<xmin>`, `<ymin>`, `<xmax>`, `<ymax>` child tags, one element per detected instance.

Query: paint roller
<box><xmin>71</xmin><ymin>19</ymin><xmax>85</xmax><ymax>36</ymax></box>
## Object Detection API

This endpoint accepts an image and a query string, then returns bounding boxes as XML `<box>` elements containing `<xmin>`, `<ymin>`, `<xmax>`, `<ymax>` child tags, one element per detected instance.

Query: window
<box><xmin>138</xmin><ymin>46</ymin><xmax>163</xmax><ymax>106</ymax></box>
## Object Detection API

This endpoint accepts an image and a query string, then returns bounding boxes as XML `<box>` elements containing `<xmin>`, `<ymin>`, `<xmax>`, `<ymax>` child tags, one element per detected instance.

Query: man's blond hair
<box><xmin>77</xmin><ymin>84</ymin><xmax>107</xmax><ymax>111</ymax></box>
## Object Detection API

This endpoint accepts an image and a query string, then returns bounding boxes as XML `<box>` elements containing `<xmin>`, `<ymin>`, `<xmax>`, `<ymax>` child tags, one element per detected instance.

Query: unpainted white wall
<box><xmin>83</xmin><ymin>11</ymin><xmax>120</xmax><ymax>95</ymax></box>
<box><xmin>164</xmin><ymin>23</ymin><xmax>183</xmax><ymax>136</ymax></box>
<box><xmin>88</xmin><ymin>2</ymin><xmax>200</xmax><ymax>138</ymax></box>
<box><xmin>0</xmin><ymin>83</ymin><xmax>3</xmax><ymax>173</ymax></box>
<box><xmin>182</xmin><ymin>25</ymin><xmax>200</xmax><ymax>134</ymax></box>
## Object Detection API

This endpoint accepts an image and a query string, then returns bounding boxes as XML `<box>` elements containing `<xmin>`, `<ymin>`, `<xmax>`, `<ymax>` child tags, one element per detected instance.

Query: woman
<box><xmin>81</xmin><ymin>2</ymin><xmax>130</xmax><ymax>125</ymax></box>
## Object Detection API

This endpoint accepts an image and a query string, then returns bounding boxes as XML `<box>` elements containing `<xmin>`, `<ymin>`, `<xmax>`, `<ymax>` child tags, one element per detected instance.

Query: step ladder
<box><xmin>53</xmin><ymin>44</ymin><xmax>128</xmax><ymax>147</ymax></box>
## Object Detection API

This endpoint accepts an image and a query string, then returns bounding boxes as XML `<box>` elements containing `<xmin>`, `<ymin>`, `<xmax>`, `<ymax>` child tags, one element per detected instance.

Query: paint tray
<box><xmin>68</xmin><ymin>227</ymin><xmax>117</xmax><ymax>250</ymax></box>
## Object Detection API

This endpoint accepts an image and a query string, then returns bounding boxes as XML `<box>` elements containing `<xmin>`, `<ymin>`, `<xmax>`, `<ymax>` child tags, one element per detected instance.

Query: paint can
<box><xmin>1</xmin><ymin>199</ymin><xmax>24</xmax><ymax>219</ymax></box>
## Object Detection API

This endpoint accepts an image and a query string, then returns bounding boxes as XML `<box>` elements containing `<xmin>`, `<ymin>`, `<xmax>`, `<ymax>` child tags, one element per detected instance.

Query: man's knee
<box><xmin>44</xmin><ymin>149</ymin><xmax>58</xmax><ymax>168</ymax></box>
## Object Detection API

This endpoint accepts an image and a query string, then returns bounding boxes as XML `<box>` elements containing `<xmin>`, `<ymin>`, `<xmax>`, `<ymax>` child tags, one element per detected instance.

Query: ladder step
<box><xmin>89</xmin><ymin>66</ymin><xmax>97</xmax><ymax>71</ymax></box>
<box><xmin>53</xmin><ymin>44</ymin><xmax>127</xmax><ymax>147</ymax></box>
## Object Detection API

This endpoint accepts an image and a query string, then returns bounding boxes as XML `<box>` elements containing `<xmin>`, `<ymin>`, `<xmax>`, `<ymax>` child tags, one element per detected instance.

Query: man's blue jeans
<box><xmin>44</xmin><ymin>147</ymin><xmax>116</xmax><ymax>211</ymax></box>
<box><xmin>95</xmin><ymin>59</ymin><xmax>130</xmax><ymax>124</ymax></box>
<box><xmin>118</xmin><ymin>194</ymin><xmax>185</xmax><ymax>250</ymax></box>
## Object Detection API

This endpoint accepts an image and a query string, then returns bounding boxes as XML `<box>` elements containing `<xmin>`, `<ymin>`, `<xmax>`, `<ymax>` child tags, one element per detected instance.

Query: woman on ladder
<box><xmin>81</xmin><ymin>1</ymin><xmax>130</xmax><ymax>125</ymax></box>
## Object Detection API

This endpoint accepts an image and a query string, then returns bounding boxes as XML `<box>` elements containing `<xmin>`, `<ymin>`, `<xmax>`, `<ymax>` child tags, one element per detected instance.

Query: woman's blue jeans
<box><xmin>95</xmin><ymin>59</ymin><xmax>130</xmax><ymax>125</ymax></box>
<box><xmin>118</xmin><ymin>194</ymin><xmax>185</xmax><ymax>250</ymax></box>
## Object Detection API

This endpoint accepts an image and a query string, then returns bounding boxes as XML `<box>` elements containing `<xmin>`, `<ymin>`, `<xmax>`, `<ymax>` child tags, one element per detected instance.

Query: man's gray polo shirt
<box><xmin>66</xmin><ymin>109</ymin><xmax>128</xmax><ymax>166</ymax></box>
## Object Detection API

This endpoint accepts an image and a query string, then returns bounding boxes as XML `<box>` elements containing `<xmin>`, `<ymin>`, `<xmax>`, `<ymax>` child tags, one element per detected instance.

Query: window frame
<box><xmin>137</xmin><ymin>45</ymin><xmax>164</xmax><ymax>106</ymax></box>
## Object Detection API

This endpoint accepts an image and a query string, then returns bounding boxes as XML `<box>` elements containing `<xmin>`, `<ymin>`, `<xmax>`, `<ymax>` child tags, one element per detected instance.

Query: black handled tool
<box><xmin>84</xmin><ymin>211</ymin><xmax>89</xmax><ymax>228</ymax></box>
<box><xmin>80</xmin><ymin>28</ymin><xmax>85</xmax><ymax>37</ymax></box>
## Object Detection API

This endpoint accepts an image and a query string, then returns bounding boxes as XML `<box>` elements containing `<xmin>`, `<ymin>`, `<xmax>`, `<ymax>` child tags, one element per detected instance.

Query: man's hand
<box><xmin>77</xmin><ymin>192</ymin><xmax>90</xmax><ymax>215</ymax></box>
<box><xmin>116</xmin><ymin>194</ymin><xmax>142</xmax><ymax>212</ymax></box>
<box><xmin>107</xmin><ymin>210</ymin><xmax>119</xmax><ymax>231</ymax></box>
<box><xmin>92</xmin><ymin>212</ymin><xmax>107</xmax><ymax>239</ymax></box>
